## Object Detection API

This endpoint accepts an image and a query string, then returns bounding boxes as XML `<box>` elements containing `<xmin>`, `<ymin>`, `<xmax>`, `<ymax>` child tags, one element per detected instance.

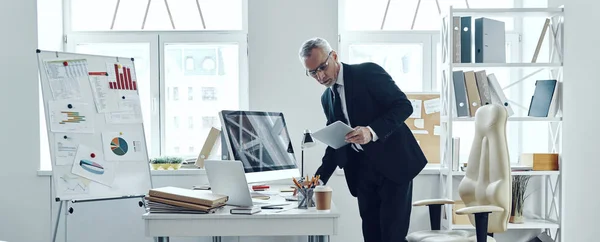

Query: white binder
<box><xmin>475</xmin><ymin>17</ymin><xmax>506</xmax><ymax>63</ymax></box>
<box><xmin>487</xmin><ymin>73</ymin><xmax>514</xmax><ymax>116</ymax></box>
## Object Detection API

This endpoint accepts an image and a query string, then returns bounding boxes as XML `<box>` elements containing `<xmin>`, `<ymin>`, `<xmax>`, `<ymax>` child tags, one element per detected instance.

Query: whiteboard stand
<box><xmin>37</xmin><ymin>49</ymin><xmax>153</xmax><ymax>242</ymax></box>
<box><xmin>51</xmin><ymin>196</ymin><xmax>147</xmax><ymax>242</ymax></box>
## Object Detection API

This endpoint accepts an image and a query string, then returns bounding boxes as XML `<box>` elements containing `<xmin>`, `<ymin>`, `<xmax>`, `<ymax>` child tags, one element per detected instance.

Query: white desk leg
<box><xmin>156</xmin><ymin>237</ymin><xmax>169</xmax><ymax>242</ymax></box>
<box><xmin>212</xmin><ymin>236</ymin><xmax>222</xmax><ymax>242</ymax></box>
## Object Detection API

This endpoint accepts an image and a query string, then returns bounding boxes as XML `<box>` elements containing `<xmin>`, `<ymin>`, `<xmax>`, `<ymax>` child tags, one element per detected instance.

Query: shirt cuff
<box><xmin>367</xmin><ymin>126</ymin><xmax>378</xmax><ymax>142</ymax></box>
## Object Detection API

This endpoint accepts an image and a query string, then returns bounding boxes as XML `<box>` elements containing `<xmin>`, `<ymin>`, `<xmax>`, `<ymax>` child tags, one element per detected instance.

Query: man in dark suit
<box><xmin>298</xmin><ymin>37</ymin><xmax>428</xmax><ymax>242</ymax></box>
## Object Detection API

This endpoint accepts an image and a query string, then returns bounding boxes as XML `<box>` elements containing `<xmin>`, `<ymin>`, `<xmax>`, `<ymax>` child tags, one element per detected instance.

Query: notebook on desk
<box><xmin>230</xmin><ymin>206</ymin><xmax>262</xmax><ymax>215</ymax></box>
<box><xmin>149</xmin><ymin>186</ymin><xmax>228</xmax><ymax>207</ymax></box>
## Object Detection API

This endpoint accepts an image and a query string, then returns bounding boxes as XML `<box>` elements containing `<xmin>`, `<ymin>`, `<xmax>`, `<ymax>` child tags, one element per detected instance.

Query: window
<box><xmin>348</xmin><ymin>43</ymin><xmax>424</xmax><ymax>92</ymax></box>
<box><xmin>69</xmin><ymin>0</ymin><xmax>243</xmax><ymax>31</ymax></box>
<box><xmin>201</xmin><ymin>87</ymin><xmax>218</xmax><ymax>101</ymax></box>
<box><xmin>188</xmin><ymin>87</ymin><xmax>194</xmax><ymax>100</ymax></box>
<box><xmin>202</xmin><ymin>116</ymin><xmax>217</xmax><ymax>128</ymax></box>
<box><xmin>36</xmin><ymin>0</ymin><xmax>248</xmax><ymax>167</ymax></box>
<box><xmin>173</xmin><ymin>87</ymin><xmax>180</xmax><ymax>101</ymax></box>
<box><xmin>188</xmin><ymin>116</ymin><xmax>194</xmax><ymax>129</ymax></box>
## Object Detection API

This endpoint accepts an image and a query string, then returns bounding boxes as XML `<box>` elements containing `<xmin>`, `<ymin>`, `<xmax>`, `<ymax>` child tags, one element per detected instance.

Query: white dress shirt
<box><xmin>330</xmin><ymin>64</ymin><xmax>379</xmax><ymax>151</ymax></box>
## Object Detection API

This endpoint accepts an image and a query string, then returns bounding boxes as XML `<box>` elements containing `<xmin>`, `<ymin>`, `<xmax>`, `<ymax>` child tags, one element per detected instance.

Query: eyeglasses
<box><xmin>306</xmin><ymin>51</ymin><xmax>333</xmax><ymax>77</ymax></box>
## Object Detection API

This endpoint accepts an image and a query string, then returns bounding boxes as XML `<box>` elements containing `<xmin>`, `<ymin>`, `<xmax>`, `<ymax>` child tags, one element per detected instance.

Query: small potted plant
<box><xmin>168</xmin><ymin>156</ymin><xmax>184</xmax><ymax>170</ymax></box>
<box><xmin>149</xmin><ymin>157</ymin><xmax>168</xmax><ymax>170</ymax></box>
<box><xmin>510</xmin><ymin>175</ymin><xmax>532</xmax><ymax>223</ymax></box>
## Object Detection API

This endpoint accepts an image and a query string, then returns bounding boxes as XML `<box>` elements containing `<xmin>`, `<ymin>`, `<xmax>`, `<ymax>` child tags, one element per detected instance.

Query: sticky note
<box><xmin>414</xmin><ymin>119</ymin><xmax>425</xmax><ymax>129</ymax></box>
<box><xmin>433</xmin><ymin>125</ymin><xmax>441</xmax><ymax>136</ymax></box>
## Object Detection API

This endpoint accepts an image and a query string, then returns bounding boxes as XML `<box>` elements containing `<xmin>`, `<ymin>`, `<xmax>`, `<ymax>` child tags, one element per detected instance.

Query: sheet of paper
<box><xmin>434</xmin><ymin>125</ymin><xmax>442</xmax><ymax>136</ymax></box>
<box><xmin>409</xmin><ymin>99</ymin><xmax>422</xmax><ymax>119</ymax></box>
<box><xmin>106</xmin><ymin>62</ymin><xmax>139</xmax><ymax>93</ymax></box>
<box><xmin>117</xmin><ymin>93</ymin><xmax>142</xmax><ymax>111</ymax></box>
<box><xmin>88</xmin><ymin>74</ymin><xmax>119</xmax><ymax>113</ymax></box>
<box><xmin>105</xmin><ymin>109</ymin><xmax>143</xmax><ymax>124</ymax></box>
<box><xmin>47</xmin><ymin>77</ymin><xmax>82</xmax><ymax>100</ymax></box>
<box><xmin>71</xmin><ymin>144</ymin><xmax>118</xmax><ymax>187</ymax></box>
<box><xmin>53</xmin><ymin>166</ymin><xmax>91</xmax><ymax>195</ymax></box>
<box><xmin>44</xmin><ymin>59</ymin><xmax>89</xmax><ymax>100</ymax></box>
<box><xmin>414</xmin><ymin>119</ymin><xmax>425</xmax><ymax>129</ymax></box>
<box><xmin>54</xmin><ymin>133</ymin><xmax>79</xmax><ymax>166</ymax></box>
<box><xmin>48</xmin><ymin>101</ymin><xmax>95</xmax><ymax>133</ymax></box>
<box><xmin>44</xmin><ymin>59</ymin><xmax>89</xmax><ymax>79</ymax></box>
<box><xmin>424</xmin><ymin>98</ymin><xmax>441</xmax><ymax>114</ymax></box>
<box><xmin>101</xmin><ymin>131</ymin><xmax>147</xmax><ymax>162</ymax></box>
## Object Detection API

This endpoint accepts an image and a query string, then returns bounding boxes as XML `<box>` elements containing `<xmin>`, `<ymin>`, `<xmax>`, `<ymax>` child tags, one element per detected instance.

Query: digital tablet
<box><xmin>311</xmin><ymin>121</ymin><xmax>354</xmax><ymax>149</ymax></box>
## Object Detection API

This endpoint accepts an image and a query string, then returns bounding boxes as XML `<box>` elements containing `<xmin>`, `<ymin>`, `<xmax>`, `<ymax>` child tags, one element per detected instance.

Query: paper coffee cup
<box><xmin>314</xmin><ymin>185</ymin><xmax>332</xmax><ymax>211</ymax></box>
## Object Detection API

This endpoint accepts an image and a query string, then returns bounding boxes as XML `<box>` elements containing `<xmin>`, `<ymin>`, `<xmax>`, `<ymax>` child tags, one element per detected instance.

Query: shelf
<box><xmin>445</xmin><ymin>170</ymin><xmax>560</xmax><ymax>176</ymax></box>
<box><xmin>441</xmin><ymin>116</ymin><xmax>562</xmax><ymax>122</ymax></box>
<box><xmin>450</xmin><ymin>63</ymin><xmax>562</xmax><ymax>68</ymax></box>
<box><xmin>452</xmin><ymin>218</ymin><xmax>559</xmax><ymax>230</ymax></box>
<box><xmin>450</xmin><ymin>8</ymin><xmax>564</xmax><ymax>17</ymax></box>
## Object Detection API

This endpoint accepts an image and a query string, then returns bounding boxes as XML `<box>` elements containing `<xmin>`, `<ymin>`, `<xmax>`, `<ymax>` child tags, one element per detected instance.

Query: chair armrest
<box><xmin>455</xmin><ymin>205</ymin><xmax>504</xmax><ymax>242</ymax></box>
<box><xmin>455</xmin><ymin>205</ymin><xmax>504</xmax><ymax>215</ymax></box>
<box><xmin>412</xmin><ymin>199</ymin><xmax>454</xmax><ymax>231</ymax></box>
<box><xmin>412</xmin><ymin>198</ymin><xmax>455</xmax><ymax>206</ymax></box>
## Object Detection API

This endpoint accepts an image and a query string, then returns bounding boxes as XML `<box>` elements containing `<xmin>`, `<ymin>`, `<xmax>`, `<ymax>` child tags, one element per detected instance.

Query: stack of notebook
<box><xmin>145</xmin><ymin>186</ymin><xmax>228</xmax><ymax>214</ymax></box>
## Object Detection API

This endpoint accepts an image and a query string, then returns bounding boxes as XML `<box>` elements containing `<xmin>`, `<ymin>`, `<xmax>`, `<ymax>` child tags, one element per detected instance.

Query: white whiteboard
<box><xmin>37</xmin><ymin>50</ymin><xmax>153</xmax><ymax>201</ymax></box>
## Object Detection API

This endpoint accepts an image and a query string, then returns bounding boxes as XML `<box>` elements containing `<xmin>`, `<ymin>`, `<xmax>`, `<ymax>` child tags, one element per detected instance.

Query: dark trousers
<box><xmin>355</xmin><ymin>152</ymin><xmax>413</xmax><ymax>242</ymax></box>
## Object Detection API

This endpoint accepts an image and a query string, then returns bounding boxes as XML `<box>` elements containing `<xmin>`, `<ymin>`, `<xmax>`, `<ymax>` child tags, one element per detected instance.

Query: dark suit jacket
<box><xmin>315</xmin><ymin>62</ymin><xmax>428</xmax><ymax>197</ymax></box>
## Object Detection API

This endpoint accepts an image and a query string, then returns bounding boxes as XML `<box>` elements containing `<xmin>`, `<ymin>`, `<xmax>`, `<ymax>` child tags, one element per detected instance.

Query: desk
<box><xmin>142</xmin><ymin>203</ymin><xmax>339</xmax><ymax>242</ymax></box>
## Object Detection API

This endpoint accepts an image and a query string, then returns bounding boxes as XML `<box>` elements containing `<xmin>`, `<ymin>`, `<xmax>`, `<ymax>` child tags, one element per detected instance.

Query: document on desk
<box><xmin>311</xmin><ymin>121</ymin><xmax>354</xmax><ymax>149</ymax></box>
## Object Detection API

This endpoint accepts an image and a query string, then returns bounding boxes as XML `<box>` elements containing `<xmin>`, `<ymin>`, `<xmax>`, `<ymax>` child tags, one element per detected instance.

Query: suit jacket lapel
<box><xmin>342</xmin><ymin>63</ymin><xmax>356</xmax><ymax>125</ymax></box>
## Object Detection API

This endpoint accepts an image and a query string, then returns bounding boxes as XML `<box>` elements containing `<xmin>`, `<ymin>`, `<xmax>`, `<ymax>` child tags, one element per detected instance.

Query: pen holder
<box><xmin>297</xmin><ymin>187</ymin><xmax>315</xmax><ymax>209</ymax></box>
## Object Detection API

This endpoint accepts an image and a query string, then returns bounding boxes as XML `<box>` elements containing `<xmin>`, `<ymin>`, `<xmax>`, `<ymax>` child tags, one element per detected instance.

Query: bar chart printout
<box><xmin>108</xmin><ymin>63</ymin><xmax>137</xmax><ymax>91</ymax></box>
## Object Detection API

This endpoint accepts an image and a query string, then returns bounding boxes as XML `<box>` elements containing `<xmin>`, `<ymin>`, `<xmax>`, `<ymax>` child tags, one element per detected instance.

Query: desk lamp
<box><xmin>300</xmin><ymin>129</ymin><xmax>315</xmax><ymax>177</ymax></box>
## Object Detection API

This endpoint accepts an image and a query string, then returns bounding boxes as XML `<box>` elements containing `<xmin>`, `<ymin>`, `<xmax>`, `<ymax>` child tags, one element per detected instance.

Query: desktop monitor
<box><xmin>218</xmin><ymin>110</ymin><xmax>300</xmax><ymax>183</ymax></box>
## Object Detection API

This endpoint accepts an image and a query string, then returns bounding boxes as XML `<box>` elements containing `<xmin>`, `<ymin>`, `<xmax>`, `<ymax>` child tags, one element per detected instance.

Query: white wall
<box><xmin>548</xmin><ymin>0</ymin><xmax>600</xmax><ymax>241</ymax></box>
<box><xmin>0</xmin><ymin>0</ymin><xmax>52</xmax><ymax>242</ymax></box>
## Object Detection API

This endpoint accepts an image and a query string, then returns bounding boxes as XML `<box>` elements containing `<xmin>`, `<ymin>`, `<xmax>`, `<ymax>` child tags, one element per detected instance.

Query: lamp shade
<box><xmin>301</xmin><ymin>129</ymin><xmax>315</xmax><ymax>149</ymax></box>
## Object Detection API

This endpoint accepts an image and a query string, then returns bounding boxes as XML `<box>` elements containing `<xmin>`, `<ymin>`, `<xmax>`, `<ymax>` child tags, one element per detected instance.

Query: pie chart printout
<box><xmin>110</xmin><ymin>137</ymin><xmax>129</xmax><ymax>156</ymax></box>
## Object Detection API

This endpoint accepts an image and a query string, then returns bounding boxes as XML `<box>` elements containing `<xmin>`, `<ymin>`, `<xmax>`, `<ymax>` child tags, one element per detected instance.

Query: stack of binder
<box><xmin>145</xmin><ymin>186</ymin><xmax>228</xmax><ymax>214</ymax></box>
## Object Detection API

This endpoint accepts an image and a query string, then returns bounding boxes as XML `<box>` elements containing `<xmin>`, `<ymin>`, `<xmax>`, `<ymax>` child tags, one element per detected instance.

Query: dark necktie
<box><xmin>332</xmin><ymin>84</ymin><xmax>348</xmax><ymax>124</ymax></box>
<box><xmin>332</xmin><ymin>84</ymin><xmax>349</xmax><ymax>167</ymax></box>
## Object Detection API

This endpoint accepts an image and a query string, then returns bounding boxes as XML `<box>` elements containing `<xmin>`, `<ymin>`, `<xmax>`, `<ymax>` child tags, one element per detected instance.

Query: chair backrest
<box><xmin>457</xmin><ymin>104</ymin><xmax>512</xmax><ymax>233</ymax></box>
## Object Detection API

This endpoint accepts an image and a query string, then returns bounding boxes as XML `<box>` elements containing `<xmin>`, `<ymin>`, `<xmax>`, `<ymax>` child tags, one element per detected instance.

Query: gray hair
<box><xmin>298</xmin><ymin>37</ymin><xmax>333</xmax><ymax>61</ymax></box>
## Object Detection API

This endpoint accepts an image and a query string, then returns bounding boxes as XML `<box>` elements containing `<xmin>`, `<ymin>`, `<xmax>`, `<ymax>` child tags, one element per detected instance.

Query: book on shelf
<box><xmin>451</xmin><ymin>70</ymin><xmax>514</xmax><ymax>117</ymax></box>
<box><xmin>528</xmin><ymin>80</ymin><xmax>561</xmax><ymax>117</ymax></box>
<box><xmin>451</xmin><ymin>16</ymin><xmax>506</xmax><ymax>64</ymax></box>
<box><xmin>531</xmin><ymin>18</ymin><xmax>551</xmax><ymax>63</ymax></box>
<box><xmin>451</xmin><ymin>69</ymin><xmax>561</xmax><ymax>118</ymax></box>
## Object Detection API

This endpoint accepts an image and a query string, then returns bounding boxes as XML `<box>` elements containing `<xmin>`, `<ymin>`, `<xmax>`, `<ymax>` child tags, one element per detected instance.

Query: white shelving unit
<box><xmin>438</xmin><ymin>7</ymin><xmax>564</xmax><ymax>241</ymax></box>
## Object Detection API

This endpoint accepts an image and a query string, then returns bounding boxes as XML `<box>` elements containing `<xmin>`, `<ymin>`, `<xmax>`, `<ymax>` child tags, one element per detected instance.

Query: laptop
<box><xmin>204</xmin><ymin>159</ymin><xmax>281</xmax><ymax>207</ymax></box>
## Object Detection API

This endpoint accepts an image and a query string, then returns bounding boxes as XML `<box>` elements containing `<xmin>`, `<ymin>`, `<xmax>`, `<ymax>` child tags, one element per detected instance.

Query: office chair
<box><xmin>407</xmin><ymin>104</ymin><xmax>512</xmax><ymax>242</ymax></box>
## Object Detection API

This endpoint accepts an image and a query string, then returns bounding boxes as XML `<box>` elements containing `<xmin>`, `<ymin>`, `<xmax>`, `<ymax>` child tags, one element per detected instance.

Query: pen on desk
<box><xmin>292</xmin><ymin>177</ymin><xmax>303</xmax><ymax>189</ymax></box>
<box><xmin>261</xmin><ymin>206</ymin><xmax>283</xmax><ymax>209</ymax></box>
